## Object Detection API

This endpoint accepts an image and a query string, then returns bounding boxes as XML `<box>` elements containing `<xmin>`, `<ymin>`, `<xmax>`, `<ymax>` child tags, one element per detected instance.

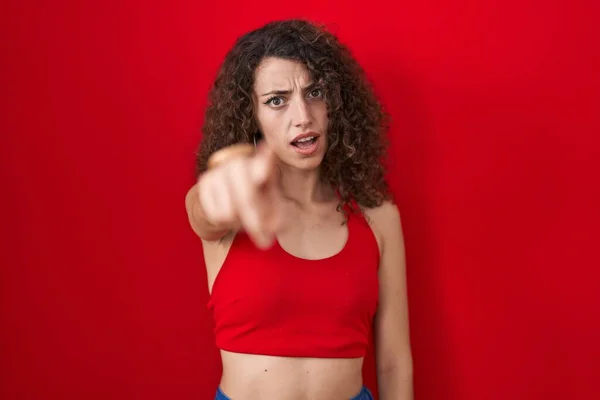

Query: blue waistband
<box><xmin>215</xmin><ymin>385</ymin><xmax>373</xmax><ymax>399</ymax></box>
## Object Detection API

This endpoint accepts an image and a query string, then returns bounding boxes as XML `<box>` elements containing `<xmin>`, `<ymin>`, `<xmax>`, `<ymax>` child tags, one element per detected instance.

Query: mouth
<box><xmin>290</xmin><ymin>133</ymin><xmax>321</xmax><ymax>155</ymax></box>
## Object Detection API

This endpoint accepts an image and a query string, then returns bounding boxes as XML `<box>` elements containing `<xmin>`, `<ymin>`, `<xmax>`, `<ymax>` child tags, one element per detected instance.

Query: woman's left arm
<box><xmin>367</xmin><ymin>202</ymin><xmax>414</xmax><ymax>400</ymax></box>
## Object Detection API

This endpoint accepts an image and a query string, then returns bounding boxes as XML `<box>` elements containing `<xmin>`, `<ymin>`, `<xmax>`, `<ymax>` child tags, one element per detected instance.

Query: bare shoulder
<box><xmin>363</xmin><ymin>200</ymin><xmax>401</xmax><ymax>226</ymax></box>
<box><xmin>362</xmin><ymin>200</ymin><xmax>403</xmax><ymax>255</ymax></box>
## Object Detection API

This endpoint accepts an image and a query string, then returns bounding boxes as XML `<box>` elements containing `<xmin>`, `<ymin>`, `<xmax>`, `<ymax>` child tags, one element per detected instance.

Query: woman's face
<box><xmin>252</xmin><ymin>57</ymin><xmax>329</xmax><ymax>171</ymax></box>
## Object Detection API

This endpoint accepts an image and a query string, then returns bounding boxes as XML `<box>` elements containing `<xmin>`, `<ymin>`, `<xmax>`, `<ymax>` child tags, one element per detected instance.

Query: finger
<box><xmin>252</xmin><ymin>181</ymin><xmax>282</xmax><ymax>246</ymax></box>
<box><xmin>259</xmin><ymin>177</ymin><xmax>282</xmax><ymax>234</ymax></box>
<box><xmin>250</xmin><ymin>142</ymin><xmax>277</xmax><ymax>185</ymax></box>
<box><xmin>249</xmin><ymin>144</ymin><xmax>282</xmax><ymax>236</ymax></box>
<box><xmin>226</xmin><ymin>162</ymin><xmax>274</xmax><ymax>249</ymax></box>
<box><xmin>250</xmin><ymin>148</ymin><xmax>282</xmax><ymax>238</ymax></box>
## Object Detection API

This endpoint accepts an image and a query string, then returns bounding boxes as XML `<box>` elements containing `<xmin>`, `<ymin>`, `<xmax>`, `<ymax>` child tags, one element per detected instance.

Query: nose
<box><xmin>293</xmin><ymin>98</ymin><xmax>312</xmax><ymax>128</ymax></box>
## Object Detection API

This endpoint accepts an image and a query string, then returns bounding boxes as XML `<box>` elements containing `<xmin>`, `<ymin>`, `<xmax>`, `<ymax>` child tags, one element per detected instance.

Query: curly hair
<box><xmin>196</xmin><ymin>19</ymin><xmax>391</xmax><ymax>212</ymax></box>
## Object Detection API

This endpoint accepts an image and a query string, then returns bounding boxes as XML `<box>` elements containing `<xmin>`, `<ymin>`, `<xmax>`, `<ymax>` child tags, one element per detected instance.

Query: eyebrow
<box><xmin>260</xmin><ymin>82</ymin><xmax>318</xmax><ymax>97</ymax></box>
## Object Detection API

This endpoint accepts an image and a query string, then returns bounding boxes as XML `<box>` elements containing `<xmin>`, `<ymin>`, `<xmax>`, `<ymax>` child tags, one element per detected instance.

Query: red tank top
<box><xmin>207</xmin><ymin>209</ymin><xmax>380</xmax><ymax>358</ymax></box>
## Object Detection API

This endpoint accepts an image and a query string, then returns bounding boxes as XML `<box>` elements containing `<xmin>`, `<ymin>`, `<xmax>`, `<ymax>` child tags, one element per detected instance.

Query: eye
<box><xmin>264</xmin><ymin>96</ymin><xmax>285</xmax><ymax>107</ymax></box>
<box><xmin>308</xmin><ymin>88</ymin><xmax>323</xmax><ymax>98</ymax></box>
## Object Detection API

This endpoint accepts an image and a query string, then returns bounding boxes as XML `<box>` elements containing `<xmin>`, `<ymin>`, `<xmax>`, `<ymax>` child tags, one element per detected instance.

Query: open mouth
<box><xmin>291</xmin><ymin>135</ymin><xmax>318</xmax><ymax>149</ymax></box>
<box><xmin>290</xmin><ymin>134</ymin><xmax>320</xmax><ymax>156</ymax></box>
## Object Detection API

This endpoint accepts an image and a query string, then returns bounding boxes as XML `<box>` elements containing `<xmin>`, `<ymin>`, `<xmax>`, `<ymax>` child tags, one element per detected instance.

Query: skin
<box><xmin>186</xmin><ymin>57</ymin><xmax>413</xmax><ymax>399</ymax></box>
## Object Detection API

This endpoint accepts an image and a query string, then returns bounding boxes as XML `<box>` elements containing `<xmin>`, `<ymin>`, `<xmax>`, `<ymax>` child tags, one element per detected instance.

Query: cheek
<box><xmin>256</xmin><ymin>109</ymin><xmax>284</xmax><ymax>145</ymax></box>
<box><xmin>314</xmin><ymin>103</ymin><xmax>329</xmax><ymax>130</ymax></box>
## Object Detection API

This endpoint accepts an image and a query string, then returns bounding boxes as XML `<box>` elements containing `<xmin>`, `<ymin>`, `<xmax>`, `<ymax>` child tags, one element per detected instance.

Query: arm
<box><xmin>367</xmin><ymin>202</ymin><xmax>414</xmax><ymax>399</ymax></box>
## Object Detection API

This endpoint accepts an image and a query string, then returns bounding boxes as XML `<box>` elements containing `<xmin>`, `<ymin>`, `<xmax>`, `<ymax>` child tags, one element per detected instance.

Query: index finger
<box><xmin>250</xmin><ymin>141</ymin><xmax>278</xmax><ymax>185</ymax></box>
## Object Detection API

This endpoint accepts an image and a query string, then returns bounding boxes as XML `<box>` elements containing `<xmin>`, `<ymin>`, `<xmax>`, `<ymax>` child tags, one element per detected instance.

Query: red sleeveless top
<box><xmin>207</xmin><ymin>209</ymin><xmax>380</xmax><ymax>358</ymax></box>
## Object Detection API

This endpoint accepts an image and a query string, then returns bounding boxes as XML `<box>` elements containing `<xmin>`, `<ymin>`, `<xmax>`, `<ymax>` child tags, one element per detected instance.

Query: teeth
<box><xmin>296</xmin><ymin>136</ymin><xmax>315</xmax><ymax>143</ymax></box>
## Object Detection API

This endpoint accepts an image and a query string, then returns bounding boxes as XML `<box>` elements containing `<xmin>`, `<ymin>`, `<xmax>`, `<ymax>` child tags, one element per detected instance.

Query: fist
<box><xmin>197</xmin><ymin>143</ymin><xmax>281</xmax><ymax>249</ymax></box>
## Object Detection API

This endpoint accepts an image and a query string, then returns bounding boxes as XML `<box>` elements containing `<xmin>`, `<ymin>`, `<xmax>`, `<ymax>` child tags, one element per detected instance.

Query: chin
<box><xmin>295</xmin><ymin>157</ymin><xmax>324</xmax><ymax>171</ymax></box>
<box><xmin>280</xmin><ymin>152</ymin><xmax>325</xmax><ymax>172</ymax></box>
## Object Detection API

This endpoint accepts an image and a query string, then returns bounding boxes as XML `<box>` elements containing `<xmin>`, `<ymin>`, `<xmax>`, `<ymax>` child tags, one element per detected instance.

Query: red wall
<box><xmin>2</xmin><ymin>1</ymin><xmax>599</xmax><ymax>399</ymax></box>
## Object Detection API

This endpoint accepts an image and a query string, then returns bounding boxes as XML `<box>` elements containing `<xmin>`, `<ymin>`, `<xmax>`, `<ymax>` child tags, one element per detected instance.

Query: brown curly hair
<box><xmin>196</xmin><ymin>19</ymin><xmax>391</xmax><ymax>212</ymax></box>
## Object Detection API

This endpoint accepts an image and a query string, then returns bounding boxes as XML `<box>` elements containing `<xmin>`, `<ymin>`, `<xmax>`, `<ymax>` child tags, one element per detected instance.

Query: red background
<box><xmin>2</xmin><ymin>1</ymin><xmax>599</xmax><ymax>399</ymax></box>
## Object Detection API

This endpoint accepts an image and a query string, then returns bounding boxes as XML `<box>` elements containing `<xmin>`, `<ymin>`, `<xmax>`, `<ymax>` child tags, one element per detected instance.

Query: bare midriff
<box><xmin>219</xmin><ymin>350</ymin><xmax>365</xmax><ymax>400</ymax></box>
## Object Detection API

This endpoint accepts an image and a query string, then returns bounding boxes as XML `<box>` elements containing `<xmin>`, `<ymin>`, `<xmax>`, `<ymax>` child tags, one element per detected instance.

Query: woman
<box><xmin>186</xmin><ymin>19</ymin><xmax>413</xmax><ymax>400</ymax></box>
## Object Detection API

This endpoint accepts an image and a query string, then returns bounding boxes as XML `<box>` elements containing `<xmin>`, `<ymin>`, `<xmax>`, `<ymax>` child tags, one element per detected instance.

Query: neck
<box><xmin>278</xmin><ymin>165</ymin><xmax>332</xmax><ymax>205</ymax></box>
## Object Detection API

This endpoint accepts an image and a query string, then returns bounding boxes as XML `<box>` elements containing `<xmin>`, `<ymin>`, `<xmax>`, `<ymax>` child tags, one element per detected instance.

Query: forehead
<box><xmin>253</xmin><ymin>57</ymin><xmax>312</xmax><ymax>90</ymax></box>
